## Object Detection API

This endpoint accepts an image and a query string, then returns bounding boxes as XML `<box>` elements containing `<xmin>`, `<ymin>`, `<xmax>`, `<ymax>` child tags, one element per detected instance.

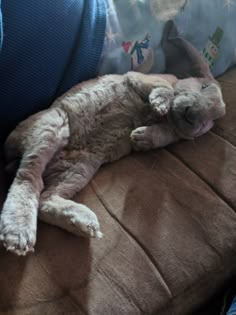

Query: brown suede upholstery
<box><xmin>0</xmin><ymin>68</ymin><xmax>236</xmax><ymax>315</ymax></box>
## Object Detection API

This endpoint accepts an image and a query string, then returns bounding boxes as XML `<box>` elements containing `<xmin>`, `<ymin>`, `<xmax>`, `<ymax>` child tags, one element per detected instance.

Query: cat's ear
<box><xmin>161</xmin><ymin>20</ymin><xmax>213</xmax><ymax>80</ymax></box>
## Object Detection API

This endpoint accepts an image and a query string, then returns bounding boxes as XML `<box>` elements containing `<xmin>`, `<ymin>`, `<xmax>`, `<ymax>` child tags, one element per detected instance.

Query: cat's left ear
<box><xmin>161</xmin><ymin>20</ymin><xmax>214</xmax><ymax>81</ymax></box>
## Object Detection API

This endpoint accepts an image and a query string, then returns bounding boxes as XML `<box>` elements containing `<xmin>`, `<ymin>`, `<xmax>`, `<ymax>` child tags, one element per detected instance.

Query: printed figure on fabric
<box><xmin>202</xmin><ymin>27</ymin><xmax>224</xmax><ymax>69</ymax></box>
<box><xmin>122</xmin><ymin>34</ymin><xmax>154</xmax><ymax>72</ymax></box>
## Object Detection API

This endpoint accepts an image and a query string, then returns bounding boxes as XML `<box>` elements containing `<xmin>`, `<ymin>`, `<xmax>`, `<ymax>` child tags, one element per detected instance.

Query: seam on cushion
<box><xmin>126</xmin><ymin>153</ymin><xmax>236</xmax><ymax>308</ymax></box>
<box><xmin>90</xmin><ymin>180</ymin><xmax>173</xmax><ymax>299</ymax></box>
<box><xmin>35</xmin><ymin>253</ymin><xmax>57</xmax><ymax>280</ymax></box>
<box><xmin>35</xmin><ymin>254</ymin><xmax>87</xmax><ymax>314</ymax></box>
<box><xmin>132</xmin><ymin>149</ymin><xmax>236</xmax><ymax>215</ymax></box>
<box><xmin>210</xmin><ymin>129</ymin><xmax>236</xmax><ymax>148</ymax></box>
<box><xmin>151</xmin><ymin>261</ymin><xmax>236</xmax><ymax>315</ymax></box>
<box><xmin>0</xmin><ymin>292</ymin><xmax>78</xmax><ymax>314</ymax></box>
<box><xmin>70</xmin><ymin>268</ymin><xmax>144</xmax><ymax>314</ymax></box>
<box><xmin>91</xmin><ymin>155</ymin><xmax>236</xmax><ymax>315</ymax></box>
<box><xmin>218</xmin><ymin>77</ymin><xmax>236</xmax><ymax>84</ymax></box>
<box><xmin>95</xmin><ymin>268</ymin><xmax>143</xmax><ymax>313</ymax></box>
<box><xmin>163</xmin><ymin>149</ymin><xmax>236</xmax><ymax>214</ymax></box>
<box><xmin>132</xmin><ymin>152</ymin><xmax>235</xmax><ymax>261</ymax></box>
<box><xmin>167</xmin><ymin>194</ymin><xmax>227</xmax><ymax>261</ymax></box>
<box><xmin>65</xmin><ymin>292</ymin><xmax>88</xmax><ymax>315</ymax></box>
<box><xmin>92</xmin><ymin>175</ymin><xmax>236</xmax><ymax>315</ymax></box>
<box><xmin>218</xmin><ymin>81</ymin><xmax>236</xmax><ymax>87</ymax></box>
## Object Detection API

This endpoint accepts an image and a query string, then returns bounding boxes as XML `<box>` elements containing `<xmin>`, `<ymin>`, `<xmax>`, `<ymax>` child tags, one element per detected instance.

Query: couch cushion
<box><xmin>0</xmin><ymin>68</ymin><xmax>236</xmax><ymax>315</ymax></box>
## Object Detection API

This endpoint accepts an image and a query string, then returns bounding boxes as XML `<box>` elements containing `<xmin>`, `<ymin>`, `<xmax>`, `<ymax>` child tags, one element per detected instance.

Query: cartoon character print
<box><xmin>202</xmin><ymin>27</ymin><xmax>224</xmax><ymax>69</ymax></box>
<box><xmin>203</xmin><ymin>40</ymin><xmax>218</xmax><ymax>67</ymax></box>
<box><xmin>122</xmin><ymin>34</ymin><xmax>154</xmax><ymax>73</ymax></box>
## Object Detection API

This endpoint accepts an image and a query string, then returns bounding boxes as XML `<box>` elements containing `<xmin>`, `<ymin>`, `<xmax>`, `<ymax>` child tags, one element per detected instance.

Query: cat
<box><xmin>0</xmin><ymin>71</ymin><xmax>225</xmax><ymax>255</ymax></box>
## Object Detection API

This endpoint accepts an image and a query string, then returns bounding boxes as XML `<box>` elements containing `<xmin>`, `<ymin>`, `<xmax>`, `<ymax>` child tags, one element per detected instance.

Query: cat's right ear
<box><xmin>161</xmin><ymin>20</ymin><xmax>213</xmax><ymax>80</ymax></box>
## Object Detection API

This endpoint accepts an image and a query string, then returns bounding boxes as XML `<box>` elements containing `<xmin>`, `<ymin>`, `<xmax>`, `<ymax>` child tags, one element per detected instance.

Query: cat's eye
<box><xmin>202</xmin><ymin>84</ymin><xmax>209</xmax><ymax>90</ymax></box>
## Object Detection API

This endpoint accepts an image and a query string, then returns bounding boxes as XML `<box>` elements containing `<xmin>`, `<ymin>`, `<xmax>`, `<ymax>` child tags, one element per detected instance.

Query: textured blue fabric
<box><xmin>0</xmin><ymin>0</ymin><xmax>106</xmax><ymax>139</ymax></box>
<box><xmin>57</xmin><ymin>0</ymin><xmax>107</xmax><ymax>96</ymax></box>
<box><xmin>227</xmin><ymin>296</ymin><xmax>236</xmax><ymax>315</ymax></box>
<box><xmin>0</xmin><ymin>0</ymin><xmax>2</xmax><ymax>50</ymax></box>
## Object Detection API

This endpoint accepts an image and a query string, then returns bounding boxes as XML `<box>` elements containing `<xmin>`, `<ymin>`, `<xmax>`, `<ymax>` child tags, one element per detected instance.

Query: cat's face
<box><xmin>167</xmin><ymin>78</ymin><xmax>226</xmax><ymax>139</ymax></box>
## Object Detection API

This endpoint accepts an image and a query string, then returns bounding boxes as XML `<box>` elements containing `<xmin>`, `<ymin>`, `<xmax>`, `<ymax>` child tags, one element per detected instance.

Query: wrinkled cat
<box><xmin>0</xmin><ymin>72</ymin><xmax>225</xmax><ymax>255</ymax></box>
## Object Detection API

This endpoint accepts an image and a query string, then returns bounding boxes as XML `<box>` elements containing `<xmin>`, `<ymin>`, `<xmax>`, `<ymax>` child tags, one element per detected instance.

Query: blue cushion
<box><xmin>227</xmin><ymin>296</ymin><xmax>236</xmax><ymax>315</ymax></box>
<box><xmin>0</xmin><ymin>0</ymin><xmax>2</xmax><ymax>50</ymax></box>
<box><xmin>0</xmin><ymin>0</ymin><xmax>106</xmax><ymax>139</ymax></box>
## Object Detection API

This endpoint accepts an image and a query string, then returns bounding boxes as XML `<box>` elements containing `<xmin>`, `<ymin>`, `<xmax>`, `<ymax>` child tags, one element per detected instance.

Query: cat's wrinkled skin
<box><xmin>0</xmin><ymin>72</ymin><xmax>226</xmax><ymax>255</ymax></box>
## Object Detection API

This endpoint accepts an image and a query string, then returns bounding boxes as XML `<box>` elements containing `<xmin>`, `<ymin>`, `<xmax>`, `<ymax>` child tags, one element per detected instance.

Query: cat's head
<box><xmin>162</xmin><ymin>21</ymin><xmax>226</xmax><ymax>139</ymax></box>
<box><xmin>167</xmin><ymin>77</ymin><xmax>225</xmax><ymax>139</ymax></box>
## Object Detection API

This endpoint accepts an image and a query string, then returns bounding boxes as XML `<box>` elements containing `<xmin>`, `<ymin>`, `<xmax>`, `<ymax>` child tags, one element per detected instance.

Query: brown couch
<box><xmin>0</xmin><ymin>68</ymin><xmax>236</xmax><ymax>315</ymax></box>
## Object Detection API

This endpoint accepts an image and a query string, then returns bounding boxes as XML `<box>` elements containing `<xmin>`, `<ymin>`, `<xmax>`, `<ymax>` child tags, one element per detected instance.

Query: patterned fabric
<box><xmin>0</xmin><ymin>0</ymin><xmax>106</xmax><ymax>140</ymax></box>
<box><xmin>227</xmin><ymin>296</ymin><xmax>236</xmax><ymax>315</ymax></box>
<box><xmin>1</xmin><ymin>0</ymin><xmax>236</xmax><ymax>142</ymax></box>
<box><xmin>99</xmin><ymin>0</ymin><xmax>236</xmax><ymax>77</ymax></box>
<box><xmin>0</xmin><ymin>0</ymin><xmax>2</xmax><ymax>50</ymax></box>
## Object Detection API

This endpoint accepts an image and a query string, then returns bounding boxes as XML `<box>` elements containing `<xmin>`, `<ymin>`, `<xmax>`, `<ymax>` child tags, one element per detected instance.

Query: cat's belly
<box><xmin>85</xmin><ymin>124</ymin><xmax>134</xmax><ymax>163</ymax></box>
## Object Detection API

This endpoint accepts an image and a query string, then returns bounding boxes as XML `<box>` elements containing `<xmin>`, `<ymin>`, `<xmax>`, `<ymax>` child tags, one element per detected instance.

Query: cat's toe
<box><xmin>151</xmin><ymin>97</ymin><xmax>170</xmax><ymax>116</ymax></box>
<box><xmin>0</xmin><ymin>224</ymin><xmax>36</xmax><ymax>256</ymax></box>
<box><xmin>87</xmin><ymin>223</ymin><xmax>103</xmax><ymax>239</ymax></box>
<box><xmin>68</xmin><ymin>204</ymin><xmax>103</xmax><ymax>239</ymax></box>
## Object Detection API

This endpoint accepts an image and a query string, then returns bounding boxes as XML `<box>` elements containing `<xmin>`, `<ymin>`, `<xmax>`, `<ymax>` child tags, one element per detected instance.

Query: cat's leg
<box><xmin>0</xmin><ymin>108</ymin><xmax>69</xmax><ymax>255</ymax></box>
<box><xmin>131</xmin><ymin>123</ymin><xmax>179</xmax><ymax>151</ymax></box>
<box><xmin>39</xmin><ymin>150</ymin><xmax>103</xmax><ymax>238</ymax></box>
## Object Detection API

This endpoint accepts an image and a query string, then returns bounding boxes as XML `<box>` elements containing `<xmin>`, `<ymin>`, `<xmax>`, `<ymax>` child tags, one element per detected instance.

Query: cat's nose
<box><xmin>183</xmin><ymin>106</ymin><xmax>198</xmax><ymax>125</ymax></box>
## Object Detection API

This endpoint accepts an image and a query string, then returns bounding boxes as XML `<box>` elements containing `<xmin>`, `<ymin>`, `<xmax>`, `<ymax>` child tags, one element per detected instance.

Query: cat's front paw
<box><xmin>150</xmin><ymin>96</ymin><xmax>170</xmax><ymax>116</ymax></box>
<box><xmin>149</xmin><ymin>87</ymin><xmax>173</xmax><ymax>116</ymax></box>
<box><xmin>0</xmin><ymin>182</ymin><xmax>38</xmax><ymax>255</ymax></box>
<box><xmin>130</xmin><ymin>126</ymin><xmax>153</xmax><ymax>151</ymax></box>
<box><xmin>70</xmin><ymin>204</ymin><xmax>103</xmax><ymax>239</ymax></box>
<box><xmin>0</xmin><ymin>211</ymin><xmax>36</xmax><ymax>256</ymax></box>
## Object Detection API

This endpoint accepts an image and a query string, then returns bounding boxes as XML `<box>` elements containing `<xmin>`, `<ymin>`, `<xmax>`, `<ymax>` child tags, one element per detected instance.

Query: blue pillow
<box><xmin>0</xmin><ymin>0</ymin><xmax>106</xmax><ymax>141</ymax></box>
<box><xmin>227</xmin><ymin>295</ymin><xmax>236</xmax><ymax>315</ymax></box>
<box><xmin>0</xmin><ymin>0</ymin><xmax>2</xmax><ymax>50</ymax></box>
